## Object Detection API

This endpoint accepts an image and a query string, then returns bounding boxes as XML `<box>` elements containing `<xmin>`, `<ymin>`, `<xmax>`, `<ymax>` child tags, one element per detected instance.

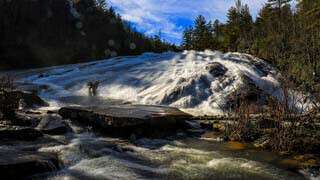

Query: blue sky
<box><xmin>107</xmin><ymin>0</ymin><xmax>268</xmax><ymax>45</ymax></box>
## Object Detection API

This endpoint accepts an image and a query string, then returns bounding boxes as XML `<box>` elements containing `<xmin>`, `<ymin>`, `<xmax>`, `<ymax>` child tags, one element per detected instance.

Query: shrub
<box><xmin>226</xmin><ymin>100</ymin><xmax>261</xmax><ymax>142</ymax></box>
<box><xmin>266</xmin><ymin>78</ymin><xmax>320</xmax><ymax>154</ymax></box>
<box><xmin>225</xmin><ymin>76</ymin><xmax>320</xmax><ymax>154</ymax></box>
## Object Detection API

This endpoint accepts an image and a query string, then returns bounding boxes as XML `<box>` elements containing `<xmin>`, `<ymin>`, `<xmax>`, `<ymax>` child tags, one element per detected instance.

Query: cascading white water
<box><xmin>16</xmin><ymin>50</ymin><xmax>311</xmax><ymax>115</ymax></box>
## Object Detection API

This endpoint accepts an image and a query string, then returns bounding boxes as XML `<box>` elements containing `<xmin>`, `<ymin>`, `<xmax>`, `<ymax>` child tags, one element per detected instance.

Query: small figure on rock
<box><xmin>87</xmin><ymin>80</ymin><xmax>100</xmax><ymax>96</ymax></box>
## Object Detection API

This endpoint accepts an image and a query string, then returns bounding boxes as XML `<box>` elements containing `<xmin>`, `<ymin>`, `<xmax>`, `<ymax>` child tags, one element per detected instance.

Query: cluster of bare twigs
<box><xmin>225</xmin><ymin>77</ymin><xmax>320</xmax><ymax>154</ymax></box>
<box><xmin>226</xmin><ymin>100</ymin><xmax>260</xmax><ymax>142</ymax></box>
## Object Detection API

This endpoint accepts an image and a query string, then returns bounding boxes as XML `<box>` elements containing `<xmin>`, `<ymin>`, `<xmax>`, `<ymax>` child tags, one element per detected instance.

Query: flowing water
<box><xmin>12</xmin><ymin>50</ymin><xmax>312</xmax><ymax>116</ymax></box>
<box><xmin>8</xmin><ymin>51</ymin><xmax>316</xmax><ymax>179</ymax></box>
<box><xmin>37</xmin><ymin>126</ymin><xmax>305</xmax><ymax>180</ymax></box>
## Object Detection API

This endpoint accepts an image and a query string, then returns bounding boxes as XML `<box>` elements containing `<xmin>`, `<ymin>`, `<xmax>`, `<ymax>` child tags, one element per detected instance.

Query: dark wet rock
<box><xmin>0</xmin><ymin>148</ymin><xmax>59</xmax><ymax>179</ymax></box>
<box><xmin>47</xmin><ymin>110</ymin><xmax>58</xmax><ymax>114</ymax></box>
<box><xmin>0</xmin><ymin>90</ymin><xmax>49</xmax><ymax>109</ymax></box>
<box><xmin>13</xmin><ymin>111</ymin><xmax>42</xmax><ymax>127</ymax></box>
<box><xmin>186</xmin><ymin>129</ymin><xmax>205</xmax><ymax>136</ymax></box>
<box><xmin>224</xmin><ymin>75</ymin><xmax>269</xmax><ymax>111</ymax></box>
<box><xmin>206</xmin><ymin>62</ymin><xmax>227</xmax><ymax>77</ymax></box>
<box><xmin>161</xmin><ymin>77</ymin><xmax>212</xmax><ymax>107</ymax></box>
<box><xmin>200</xmin><ymin>122</ymin><xmax>213</xmax><ymax>130</ymax></box>
<box><xmin>36</xmin><ymin>114</ymin><xmax>71</xmax><ymax>135</ymax></box>
<box><xmin>25</xmin><ymin>110</ymin><xmax>42</xmax><ymax>115</ymax></box>
<box><xmin>0</xmin><ymin>126</ymin><xmax>43</xmax><ymax>141</ymax></box>
<box><xmin>59</xmin><ymin>105</ymin><xmax>193</xmax><ymax>137</ymax></box>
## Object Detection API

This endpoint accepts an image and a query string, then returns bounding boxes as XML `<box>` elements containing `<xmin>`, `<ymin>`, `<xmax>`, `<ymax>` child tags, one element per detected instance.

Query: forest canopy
<box><xmin>0</xmin><ymin>0</ymin><xmax>177</xmax><ymax>69</ymax></box>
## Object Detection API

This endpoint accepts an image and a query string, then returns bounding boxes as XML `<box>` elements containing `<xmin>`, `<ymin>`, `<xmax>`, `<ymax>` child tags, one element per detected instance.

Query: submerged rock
<box><xmin>0</xmin><ymin>149</ymin><xmax>59</xmax><ymax>179</ymax></box>
<box><xmin>58</xmin><ymin>105</ymin><xmax>193</xmax><ymax>137</ymax></box>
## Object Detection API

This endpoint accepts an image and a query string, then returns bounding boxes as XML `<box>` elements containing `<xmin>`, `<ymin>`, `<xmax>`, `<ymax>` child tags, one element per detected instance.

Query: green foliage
<box><xmin>0</xmin><ymin>0</ymin><xmax>177</xmax><ymax>70</ymax></box>
<box><xmin>182</xmin><ymin>15</ymin><xmax>213</xmax><ymax>51</ymax></box>
<box><xmin>182</xmin><ymin>0</ymin><xmax>320</xmax><ymax>91</ymax></box>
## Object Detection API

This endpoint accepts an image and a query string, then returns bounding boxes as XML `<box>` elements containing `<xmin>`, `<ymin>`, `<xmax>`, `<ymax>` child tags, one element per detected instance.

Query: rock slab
<box><xmin>58</xmin><ymin>105</ymin><xmax>193</xmax><ymax>136</ymax></box>
<box><xmin>0</xmin><ymin>126</ymin><xmax>43</xmax><ymax>141</ymax></box>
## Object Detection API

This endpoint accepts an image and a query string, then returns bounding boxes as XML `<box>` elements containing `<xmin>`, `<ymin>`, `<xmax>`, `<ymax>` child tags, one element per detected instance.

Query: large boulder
<box><xmin>59</xmin><ymin>105</ymin><xmax>193</xmax><ymax>137</ymax></box>
<box><xmin>36</xmin><ymin>114</ymin><xmax>71</xmax><ymax>135</ymax></box>
<box><xmin>0</xmin><ymin>148</ymin><xmax>59</xmax><ymax>179</ymax></box>
<box><xmin>0</xmin><ymin>90</ymin><xmax>49</xmax><ymax>110</ymax></box>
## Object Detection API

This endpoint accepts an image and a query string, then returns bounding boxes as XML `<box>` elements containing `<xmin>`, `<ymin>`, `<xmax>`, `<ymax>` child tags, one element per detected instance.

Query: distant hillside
<box><xmin>0</xmin><ymin>0</ymin><xmax>177</xmax><ymax>70</ymax></box>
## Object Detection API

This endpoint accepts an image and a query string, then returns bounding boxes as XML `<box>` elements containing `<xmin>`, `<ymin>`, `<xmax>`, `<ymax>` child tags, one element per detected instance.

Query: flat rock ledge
<box><xmin>0</xmin><ymin>126</ymin><xmax>43</xmax><ymax>141</ymax></box>
<box><xmin>58</xmin><ymin>105</ymin><xmax>193</xmax><ymax>137</ymax></box>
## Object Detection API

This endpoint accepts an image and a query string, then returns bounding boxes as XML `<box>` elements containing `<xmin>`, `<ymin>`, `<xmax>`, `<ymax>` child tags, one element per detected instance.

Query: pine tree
<box><xmin>225</xmin><ymin>6</ymin><xmax>241</xmax><ymax>51</ymax></box>
<box><xmin>192</xmin><ymin>15</ymin><xmax>212</xmax><ymax>51</ymax></box>
<box><xmin>182</xmin><ymin>27</ymin><xmax>193</xmax><ymax>50</ymax></box>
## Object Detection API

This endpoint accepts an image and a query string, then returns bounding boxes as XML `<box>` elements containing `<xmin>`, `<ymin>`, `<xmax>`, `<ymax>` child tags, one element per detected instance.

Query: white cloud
<box><xmin>107</xmin><ymin>0</ymin><xmax>268</xmax><ymax>44</ymax></box>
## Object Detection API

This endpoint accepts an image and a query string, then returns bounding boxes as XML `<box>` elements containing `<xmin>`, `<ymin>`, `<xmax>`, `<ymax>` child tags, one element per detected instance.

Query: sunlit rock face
<box><xmin>16</xmin><ymin>50</ymin><xmax>311</xmax><ymax>115</ymax></box>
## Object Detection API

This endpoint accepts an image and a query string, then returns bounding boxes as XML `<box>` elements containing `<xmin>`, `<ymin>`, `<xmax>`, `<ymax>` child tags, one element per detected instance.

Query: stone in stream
<box><xmin>36</xmin><ymin>114</ymin><xmax>71</xmax><ymax>135</ymax></box>
<box><xmin>0</xmin><ymin>126</ymin><xmax>43</xmax><ymax>141</ymax></box>
<box><xmin>206</xmin><ymin>62</ymin><xmax>228</xmax><ymax>77</ymax></box>
<box><xmin>0</xmin><ymin>149</ymin><xmax>59</xmax><ymax>179</ymax></box>
<box><xmin>58</xmin><ymin>105</ymin><xmax>193</xmax><ymax>137</ymax></box>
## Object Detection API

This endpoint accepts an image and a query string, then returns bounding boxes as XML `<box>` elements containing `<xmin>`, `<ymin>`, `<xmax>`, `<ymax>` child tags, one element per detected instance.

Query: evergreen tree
<box><xmin>0</xmin><ymin>0</ymin><xmax>176</xmax><ymax>69</ymax></box>
<box><xmin>192</xmin><ymin>15</ymin><xmax>212</xmax><ymax>51</ymax></box>
<box><xmin>182</xmin><ymin>27</ymin><xmax>194</xmax><ymax>50</ymax></box>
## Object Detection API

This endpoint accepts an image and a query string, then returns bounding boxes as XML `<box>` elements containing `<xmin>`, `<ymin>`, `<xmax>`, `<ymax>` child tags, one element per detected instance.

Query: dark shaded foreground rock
<box><xmin>12</xmin><ymin>110</ymin><xmax>42</xmax><ymax>127</ymax></box>
<box><xmin>0</xmin><ymin>90</ymin><xmax>49</xmax><ymax>109</ymax></box>
<box><xmin>59</xmin><ymin>105</ymin><xmax>193</xmax><ymax>137</ymax></box>
<box><xmin>0</xmin><ymin>126</ymin><xmax>43</xmax><ymax>141</ymax></box>
<box><xmin>36</xmin><ymin>114</ymin><xmax>71</xmax><ymax>135</ymax></box>
<box><xmin>0</xmin><ymin>149</ymin><xmax>59</xmax><ymax>179</ymax></box>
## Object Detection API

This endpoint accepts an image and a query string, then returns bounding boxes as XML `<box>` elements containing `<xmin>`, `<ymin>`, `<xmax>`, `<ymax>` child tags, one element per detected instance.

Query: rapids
<box><xmin>37</xmin><ymin>127</ymin><xmax>305</xmax><ymax>180</ymax></box>
<box><xmin>12</xmin><ymin>50</ymin><xmax>311</xmax><ymax>116</ymax></box>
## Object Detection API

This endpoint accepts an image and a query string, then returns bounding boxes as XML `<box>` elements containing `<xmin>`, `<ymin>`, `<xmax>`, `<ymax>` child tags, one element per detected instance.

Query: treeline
<box><xmin>183</xmin><ymin>0</ymin><xmax>320</xmax><ymax>90</ymax></box>
<box><xmin>0</xmin><ymin>0</ymin><xmax>177</xmax><ymax>70</ymax></box>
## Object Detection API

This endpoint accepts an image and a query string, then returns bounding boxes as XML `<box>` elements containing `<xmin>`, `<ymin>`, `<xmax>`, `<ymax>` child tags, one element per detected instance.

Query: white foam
<box><xmin>18</xmin><ymin>50</ymin><xmax>313</xmax><ymax>115</ymax></box>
